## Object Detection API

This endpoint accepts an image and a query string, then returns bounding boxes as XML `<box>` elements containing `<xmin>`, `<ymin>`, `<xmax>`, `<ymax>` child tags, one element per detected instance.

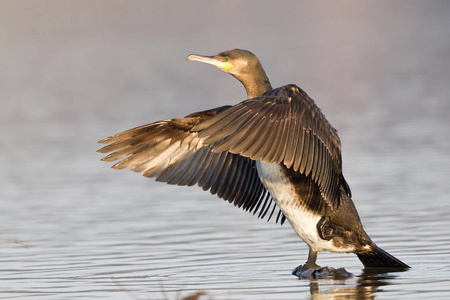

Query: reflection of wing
<box><xmin>98</xmin><ymin>106</ymin><xmax>285</xmax><ymax>224</ymax></box>
<box><xmin>193</xmin><ymin>84</ymin><xmax>350</xmax><ymax>208</ymax></box>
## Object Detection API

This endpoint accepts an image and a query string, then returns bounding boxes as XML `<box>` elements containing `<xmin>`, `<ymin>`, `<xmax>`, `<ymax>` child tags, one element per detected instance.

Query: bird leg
<box><xmin>303</xmin><ymin>248</ymin><xmax>321</xmax><ymax>269</ymax></box>
<box><xmin>292</xmin><ymin>247</ymin><xmax>353</xmax><ymax>278</ymax></box>
<box><xmin>292</xmin><ymin>247</ymin><xmax>321</xmax><ymax>276</ymax></box>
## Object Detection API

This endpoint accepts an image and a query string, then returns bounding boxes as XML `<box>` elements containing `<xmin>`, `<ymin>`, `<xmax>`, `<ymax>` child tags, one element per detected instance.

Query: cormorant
<box><xmin>98</xmin><ymin>49</ymin><xmax>409</xmax><ymax>272</ymax></box>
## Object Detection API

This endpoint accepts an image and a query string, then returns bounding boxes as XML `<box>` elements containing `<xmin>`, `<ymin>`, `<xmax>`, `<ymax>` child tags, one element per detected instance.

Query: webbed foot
<box><xmin>292</xmin><ymin>265</ymin><xmax>353</xmax><ymax>279</ymax></box>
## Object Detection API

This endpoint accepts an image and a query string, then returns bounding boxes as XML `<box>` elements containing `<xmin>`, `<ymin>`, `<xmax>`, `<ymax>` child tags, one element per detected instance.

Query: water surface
<box><xmin>1</xmin><ymin>1</ymin><xmax>450</xmax><ymax>299</ymax></box>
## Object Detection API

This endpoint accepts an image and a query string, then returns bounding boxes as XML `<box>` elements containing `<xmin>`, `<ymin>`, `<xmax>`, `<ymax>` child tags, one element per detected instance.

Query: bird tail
<box><xmin>357</xmin><ymin>245</ymin><xmax>410</xmax><ymax>269</ymax></box>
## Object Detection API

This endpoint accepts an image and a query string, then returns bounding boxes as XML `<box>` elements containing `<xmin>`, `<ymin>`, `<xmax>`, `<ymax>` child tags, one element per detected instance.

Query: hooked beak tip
<box><xmin>186</xmin><ymin>54</ymin><xmax>210</xmax><ymax>63</ymax></box>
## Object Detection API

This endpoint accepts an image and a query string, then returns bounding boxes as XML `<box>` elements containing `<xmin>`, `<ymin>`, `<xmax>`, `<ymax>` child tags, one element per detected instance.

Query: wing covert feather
<box><xmin>98</xmin><ymin>106</ymin><xmax>285</xmax><ymax>223</ymax></box>
<box><xmin>192</xmin><ymin>84</ymin><xmax>347</xmax><ymax>207</ymax></box>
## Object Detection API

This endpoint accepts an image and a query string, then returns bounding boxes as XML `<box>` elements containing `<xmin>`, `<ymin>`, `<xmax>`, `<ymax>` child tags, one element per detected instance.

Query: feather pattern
<box><xmin>98</xmin><ymin>106</ymin><xmax>285</xmax><ymax>224</ymax></box>
<box><xmin>192</xmin><ymin>84</ymin><xmax>350</xmax><ymax>208</ymax></box>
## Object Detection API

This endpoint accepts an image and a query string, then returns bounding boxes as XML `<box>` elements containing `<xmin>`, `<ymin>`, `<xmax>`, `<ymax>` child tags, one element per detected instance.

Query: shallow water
<box><xmin>1</xmin><ymin>1</ymin><xmax>450</xmax><ymax>299</ymax></box>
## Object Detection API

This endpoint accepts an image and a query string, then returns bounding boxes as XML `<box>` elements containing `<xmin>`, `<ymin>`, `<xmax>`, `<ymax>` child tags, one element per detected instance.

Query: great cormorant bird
<box><xmin>98</xmin><ymin>49</ymin><xmax>409</xmax><ymax>272</ymax></box>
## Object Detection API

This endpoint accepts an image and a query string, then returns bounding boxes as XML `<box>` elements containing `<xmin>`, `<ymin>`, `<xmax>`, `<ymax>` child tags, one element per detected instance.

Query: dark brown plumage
<box><xmin>193</xmin><ymin>84</ymin><xmax>350</xmax><ymax>208</ymax></box>
<box><xmin>98</xmin><ymin>49</ymin><xmax>409</xmax><ymax>271</ymax></box>
<box><xmin>98</xmin><ymin>106</ymin><xmax>282</xmax><ymax>223</ymax></box>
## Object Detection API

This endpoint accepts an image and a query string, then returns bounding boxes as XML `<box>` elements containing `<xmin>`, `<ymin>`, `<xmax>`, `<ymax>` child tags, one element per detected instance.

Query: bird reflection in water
<box><xmin>307</xmin><ymin>268</ymin><xmax>406</xmax><ymax>299</ymax></box>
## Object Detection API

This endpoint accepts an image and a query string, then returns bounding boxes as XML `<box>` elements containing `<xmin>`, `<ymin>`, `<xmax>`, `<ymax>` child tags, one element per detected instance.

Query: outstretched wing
<box><xmin>98</xmin><ymin>106</ymin><xmax>285</xmax><ymax>224</ymax></box>
<box><xmin>192</xmin><ymin>84</ymin><xmax>350</xmax><ymax>208</ymax></box>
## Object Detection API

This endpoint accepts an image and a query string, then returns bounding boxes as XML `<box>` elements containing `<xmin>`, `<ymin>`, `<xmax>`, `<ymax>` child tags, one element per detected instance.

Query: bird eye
<box><xmin>225</xmin><ymin>57</ymin><xmax>230</xmax><ymax>61</ymax></box>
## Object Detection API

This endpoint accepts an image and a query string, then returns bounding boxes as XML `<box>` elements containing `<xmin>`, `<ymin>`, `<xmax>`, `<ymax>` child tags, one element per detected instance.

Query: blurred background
<box><xmin>1</xmin><ymin>1</ymin><xmax>449</xmax><ymax>299</ymax></box>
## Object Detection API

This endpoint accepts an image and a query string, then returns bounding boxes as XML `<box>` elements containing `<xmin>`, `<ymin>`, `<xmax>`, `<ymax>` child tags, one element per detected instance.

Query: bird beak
<box><xmin>187</xmin><ymin>54</ymin><xmax>233</xmax><ymax>72</ymax></box>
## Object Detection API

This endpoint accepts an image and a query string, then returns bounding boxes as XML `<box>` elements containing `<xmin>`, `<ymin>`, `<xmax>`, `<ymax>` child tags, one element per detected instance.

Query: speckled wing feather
<box><xmin>192</xmin><ymin>84</ymin><xmax>350</xmax><ymax>208</ymax></box>
<box><xmin>98</xmin><ymin>106</ymin><xmax>285</xmax><ymax>224</ymax></box>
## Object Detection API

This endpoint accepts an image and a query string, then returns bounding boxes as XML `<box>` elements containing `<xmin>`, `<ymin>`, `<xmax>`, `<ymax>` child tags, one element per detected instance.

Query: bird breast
<box><xmin>255</xmin><ymin>161</ymin><xmax>351</xmax><ymax>253</ymax></box>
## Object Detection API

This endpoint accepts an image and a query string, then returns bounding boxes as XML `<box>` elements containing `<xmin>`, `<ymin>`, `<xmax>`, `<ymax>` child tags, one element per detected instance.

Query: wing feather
<box><xmin>98</xmin><ymin>106</ymin><xmax>284</xmax><ymax>223</ymax></box>
<box><xmin>193</xmin><ymin>84</ymin><xmax>346</xmax><ymax>208</ymax></box>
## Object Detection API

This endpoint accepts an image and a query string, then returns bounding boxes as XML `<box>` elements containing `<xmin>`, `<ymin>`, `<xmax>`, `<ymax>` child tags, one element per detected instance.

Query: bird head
<box><xmin>187</xmin><ymin>49</ymin><xmax>272</xmax><ymax>98</ymax></box>
<box><xmin>187</xmin><ymin>49</ymin><xmax>255</xmax><ymax>76</ymax></box>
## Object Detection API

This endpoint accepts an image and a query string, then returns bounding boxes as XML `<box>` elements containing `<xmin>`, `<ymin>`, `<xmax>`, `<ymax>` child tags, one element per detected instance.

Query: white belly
<box><xmin>256</xmin><ymin>161</ymin><xmax>337</xmax><ymax>252</ymax></box>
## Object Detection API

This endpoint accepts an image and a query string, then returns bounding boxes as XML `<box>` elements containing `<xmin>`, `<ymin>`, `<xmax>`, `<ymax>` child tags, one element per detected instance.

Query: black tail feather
<box><xmin>357</xmin><ymin>245</ymin><xmax>410</xmax><ymax>269</ymax></box>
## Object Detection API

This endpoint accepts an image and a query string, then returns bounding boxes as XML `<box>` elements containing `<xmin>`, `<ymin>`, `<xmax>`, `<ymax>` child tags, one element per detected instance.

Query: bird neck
<box><xmin>242</xmin><ymin>76</ymin><xmax>273</xmax><ymax>99</ymax></box>
<box><xmin>235</xmin><ymin>66</ymin><xmax>272</xmax><ymax>98</ymax></box>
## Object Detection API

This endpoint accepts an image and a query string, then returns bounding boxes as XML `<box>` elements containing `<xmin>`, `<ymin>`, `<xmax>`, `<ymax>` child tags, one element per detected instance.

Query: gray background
<box><xmin>1</xmin><ymin>1</ymin><xmax>449</xmax><ymax>299</ymax></box>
